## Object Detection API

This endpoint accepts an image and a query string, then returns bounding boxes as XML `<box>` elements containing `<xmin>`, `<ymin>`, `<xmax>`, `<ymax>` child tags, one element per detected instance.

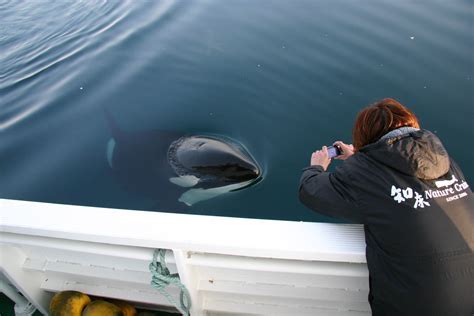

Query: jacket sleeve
<box><xmin>298</xmin><ymin>163</ymin><xmax>364</xmax><ymax>223</ymax></box>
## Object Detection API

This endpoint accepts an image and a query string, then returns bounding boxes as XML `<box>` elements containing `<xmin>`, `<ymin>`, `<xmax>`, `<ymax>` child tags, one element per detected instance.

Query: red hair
<box><xmin>352</xmin><ymin>98</ymin><xmax>420</xmax><ymax>151</ymax></box>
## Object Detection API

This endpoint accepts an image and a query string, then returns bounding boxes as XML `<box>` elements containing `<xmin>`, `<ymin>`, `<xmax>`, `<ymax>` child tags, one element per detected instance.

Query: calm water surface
<box><xmin>1</xmin><ymin>0</ymin><xmax>472</xmax><ymax>222</ymax></box>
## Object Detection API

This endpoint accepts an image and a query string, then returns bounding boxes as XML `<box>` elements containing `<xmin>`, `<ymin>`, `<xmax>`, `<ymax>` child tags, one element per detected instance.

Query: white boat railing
<box><xmin>0</xmin><ymin>198</ymin><xmax>370</xmax><ymax>315</ymax></box>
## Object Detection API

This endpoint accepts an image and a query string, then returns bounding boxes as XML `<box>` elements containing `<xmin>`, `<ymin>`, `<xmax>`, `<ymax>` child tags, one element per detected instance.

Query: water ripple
<box><xmin>0</xmin><ymin>0</ymin><xmax>129</xmax><ymax>89</ymax></box>
<box><xmin>0</xmin><ymin>0</ymin><xmax>181</xmax><ymax>130</ymax></box>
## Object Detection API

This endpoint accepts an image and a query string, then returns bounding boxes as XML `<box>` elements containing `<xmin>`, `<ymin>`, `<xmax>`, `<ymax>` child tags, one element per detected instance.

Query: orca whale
<box><xmin>105</xmin><ymin>111</ymin><xmax>262</xmax><ymax>208</ymax></box>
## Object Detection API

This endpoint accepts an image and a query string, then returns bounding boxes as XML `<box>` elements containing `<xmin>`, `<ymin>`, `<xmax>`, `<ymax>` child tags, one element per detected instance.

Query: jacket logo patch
<box><xmin>390</xmin><ymin>175</ymin><xmax>470</xmax><ymax>207</ymax></box>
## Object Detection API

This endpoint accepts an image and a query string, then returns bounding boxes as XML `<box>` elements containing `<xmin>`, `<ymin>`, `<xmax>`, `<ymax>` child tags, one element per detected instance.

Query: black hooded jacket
<box><xmin>299</xmin><ymin>129</ymin><xmax>473</xmax><ymax>316</ymax></box>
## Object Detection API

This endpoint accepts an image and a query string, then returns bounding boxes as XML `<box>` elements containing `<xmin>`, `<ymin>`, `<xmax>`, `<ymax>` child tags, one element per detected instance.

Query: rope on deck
<box><xmin>149</xmin><ymin>249</ymin><xmax>192</xmax><ymax>316</ymax></box>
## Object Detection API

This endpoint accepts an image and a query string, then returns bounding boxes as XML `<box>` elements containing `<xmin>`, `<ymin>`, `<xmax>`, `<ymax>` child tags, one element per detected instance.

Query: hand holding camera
<box><xmin>332</xmin><ymin>141</ymin><xmax>354</xmax><ymax>160</ymax></box>
<box><xmin>310</xmin><ymin>141</ymin><xmax>354</xmax><ymax>170</ymax></box>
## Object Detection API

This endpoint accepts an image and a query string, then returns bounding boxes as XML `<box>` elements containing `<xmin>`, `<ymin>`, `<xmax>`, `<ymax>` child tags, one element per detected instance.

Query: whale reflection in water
<box><xmin>105</xmin><ymin>112</ymin><xmax>262</xmax><ymax>208</ymax></box>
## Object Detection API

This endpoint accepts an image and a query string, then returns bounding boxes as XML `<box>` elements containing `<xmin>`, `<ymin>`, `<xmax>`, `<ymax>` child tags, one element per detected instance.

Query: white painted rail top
<box><xmin>0</xmin><ymin>198</ymin><xmax>366</xmax><ymax>262</ymax></box>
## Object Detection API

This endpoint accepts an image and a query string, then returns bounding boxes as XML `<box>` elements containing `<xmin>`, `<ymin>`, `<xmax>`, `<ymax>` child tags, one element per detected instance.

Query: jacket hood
<box><xmin>360</xmin><ymin>129</ymin><xmax>450</xmax><ymax>180</ymax></box>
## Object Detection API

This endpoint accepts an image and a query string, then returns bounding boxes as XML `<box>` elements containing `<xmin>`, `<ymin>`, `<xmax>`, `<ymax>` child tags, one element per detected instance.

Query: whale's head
<box><xmin>168</xmin><ymin>136</ymin><xmax>261</xmax><ymax>187</ymax></box>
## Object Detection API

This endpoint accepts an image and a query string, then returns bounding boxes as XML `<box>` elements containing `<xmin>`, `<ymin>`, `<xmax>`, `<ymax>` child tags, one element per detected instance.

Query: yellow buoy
<box><xmin>108</xmin><ymin>299</ymin><xmax>137</xmax><ymax>316</ymax></box>
<box><xmin>49</xmin><ymin>291</ymin><xmax>91</xmax><ymax>316</ymax></box>
<box><xmin>82</xmin><ymin>300</ymin><xmax>124</xmax><ymax>316</ymax></box>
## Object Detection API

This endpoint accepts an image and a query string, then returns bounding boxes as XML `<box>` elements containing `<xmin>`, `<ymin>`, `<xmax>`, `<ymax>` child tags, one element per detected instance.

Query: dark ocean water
<box><xmin>1</xmin><ymin>0</ymin><xmax>472</xmax><ymax>222</ymax></box>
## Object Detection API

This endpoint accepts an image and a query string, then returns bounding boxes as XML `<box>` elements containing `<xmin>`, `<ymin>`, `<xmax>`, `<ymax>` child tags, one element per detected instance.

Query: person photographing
<box><xmin>299</xmin><ymin>98</ymin><xmax>473</xmax><ymax>316</ymax></box>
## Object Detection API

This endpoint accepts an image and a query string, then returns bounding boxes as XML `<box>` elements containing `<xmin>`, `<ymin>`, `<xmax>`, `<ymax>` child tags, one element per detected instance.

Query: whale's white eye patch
<box><xmin>169</xmin><ymin>175</ymin><xmax>200</xmax><ymax>187</ymax></box>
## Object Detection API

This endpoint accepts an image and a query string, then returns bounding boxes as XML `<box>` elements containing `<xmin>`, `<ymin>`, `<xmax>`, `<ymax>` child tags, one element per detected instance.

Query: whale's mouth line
<box><xmin>229</xmin><ymin>174</ymin><xmax>263</xmax><ymax>192</ymax></box>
